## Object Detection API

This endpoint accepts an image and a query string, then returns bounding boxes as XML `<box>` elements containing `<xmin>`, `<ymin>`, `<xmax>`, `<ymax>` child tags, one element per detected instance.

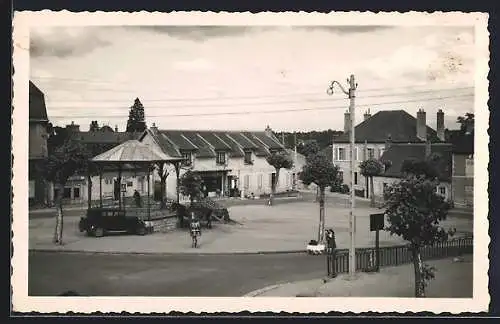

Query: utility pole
<box><xmin>294</xmin><ymin>132</ymin><xmax>298</xmax><ymax>190</ymax></box>
<box><xmin>327</xmin><ymin>74</ymin><xmax>358</xmax><ymax>278</ymax></box>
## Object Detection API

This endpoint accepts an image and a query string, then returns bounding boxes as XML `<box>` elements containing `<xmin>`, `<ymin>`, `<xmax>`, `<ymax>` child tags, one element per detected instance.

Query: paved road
<box><xmin>29</xmin><ymin>251</ymin><xmax>326</xmax><ymax>297</ymax></box>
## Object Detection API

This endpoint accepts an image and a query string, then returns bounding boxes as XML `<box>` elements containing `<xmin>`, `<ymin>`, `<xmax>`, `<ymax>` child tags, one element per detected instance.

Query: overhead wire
<box><xmin>48</xmin><ymin>93</ymin><xmax>474</xmax><ymax>119</ymax></box>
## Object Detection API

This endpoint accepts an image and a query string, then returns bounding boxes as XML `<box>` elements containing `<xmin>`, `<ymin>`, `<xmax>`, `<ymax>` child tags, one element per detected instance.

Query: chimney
<box><xmin>66</xmin><ymin>121</ymin><xmax>80</xmax><ymax>132</ymax></box>
<box><xmin>265</xmin><ymin>125</ymin><xmax>273</xmax><ymax>137</ymax></box>
<box><xmin>114</xmin><ymin>125</ymin><xmax>118</xmax><ymax>132</ymax></box>
<box><xmin>385</xmin><ymin>134</ymin><xmax>392</xmax><ymax>150</ymax></box>
<box><xmin>150</xmin><ymin>123</ymin><xmax>158</xmax><ymax>132</ymax></box>
<box><xmin>344</xmin><ymin>111</ymin><xmax>351</xmax><ymax>134</ymax></box>
<box><xmin>436</xmin><ymin>109</ymin><xmax>445</xmax><ymax>141</ymax></box>
<box><xmin>363</xmin><ymin>109</ymin><xmax>371</xmax><ymax>121</ymax></box>
<box><xmin>416</xmin><ymin>109</ymin><xmax>427</xmax><ymax>141</ymax></box>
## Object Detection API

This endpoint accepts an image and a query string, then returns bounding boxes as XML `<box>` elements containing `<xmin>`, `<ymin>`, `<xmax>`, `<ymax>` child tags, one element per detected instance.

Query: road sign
<box><xmin>370</xmin><ymin>213</ymin><xmax>385</xmax><ymax>272</ymax></box>
<box><xmin>370</xmin><ymin>213</ymin><xmax>384</xmax><ymax>232</ymax></box>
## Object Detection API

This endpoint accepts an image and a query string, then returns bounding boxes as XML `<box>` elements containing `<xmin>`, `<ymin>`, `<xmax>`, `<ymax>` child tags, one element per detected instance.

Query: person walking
<box><xmin>189</xmin><ymin>212</ymin><xmax>202</xmax><ymax>248</ymax></box>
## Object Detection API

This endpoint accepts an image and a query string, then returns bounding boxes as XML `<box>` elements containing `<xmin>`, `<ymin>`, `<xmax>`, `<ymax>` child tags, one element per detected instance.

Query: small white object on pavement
<box><xmin>307</xmin><ymin>244</ymin><xmax>326</xmax><ymax>255</ymax></box>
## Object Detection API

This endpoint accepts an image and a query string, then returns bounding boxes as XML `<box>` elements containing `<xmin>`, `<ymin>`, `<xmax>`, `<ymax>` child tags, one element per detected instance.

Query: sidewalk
<box><xmin>29</xmin><ymin>200</ymin><xmax>472</xmax><ymax>255</ymax></box>
<box><xmin>244</xmin><ymin>254</ymin><xmax>473</xmax><ymax>298</ymax></box>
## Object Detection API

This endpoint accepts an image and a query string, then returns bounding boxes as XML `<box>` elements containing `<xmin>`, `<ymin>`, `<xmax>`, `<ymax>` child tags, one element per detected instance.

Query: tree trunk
<box><xmin>160</xmin><ymin>175</ymin><xmax>167</xmax><ymax>209</ymax></box>
<box><xmin>365</xmin><ymin>176</ymin><xmax>369</xmax><ymax>198</ymax></box>
<box><xmin>175</xmin><ymin>164</ymin><xmax>180</xmax><ymax>203</ymax></box>
<box><xmin>269</xmin><ymin>169</ymin><xmax>280</xmax><ymax>206</ymax></box>
<box><xmin>318</xmin><ymin>187</ymin><xmax>326</xmax><ymax>243</ymax></box>
<box><xmin>411</xmin><ymin>247</ymin><xmax>426</xmax><ymax>297</ymax></box>
<box><xmin>53</xmin><ymin>183</ymin><xmax>64</xmax><ymax>245</ymax></box>
<box><xmin>370</xmin><ymin>176</ymin><xmax>375</xmax><ymax>207</ymax></box>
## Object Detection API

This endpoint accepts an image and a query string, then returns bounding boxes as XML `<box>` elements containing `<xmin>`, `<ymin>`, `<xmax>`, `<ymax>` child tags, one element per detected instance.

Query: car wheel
<box><xmin>136</xmin><ymin>226</ymin><xmax>146</xmax><ymax>236</ymax></box>
<box><xmin>93</xmin><ymin>227</ymin><xmax>104</xmax><ymax>238</ymax></box>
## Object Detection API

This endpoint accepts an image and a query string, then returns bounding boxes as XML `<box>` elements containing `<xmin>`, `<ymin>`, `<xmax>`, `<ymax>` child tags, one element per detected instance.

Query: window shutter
<box><xmin>333</xmin><ymin>147</ymin><xmax>338</xmax><ymax>161</ymax></box>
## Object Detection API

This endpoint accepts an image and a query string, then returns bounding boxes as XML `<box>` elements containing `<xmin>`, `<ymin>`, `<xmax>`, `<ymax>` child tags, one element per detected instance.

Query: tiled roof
<box><xmin>74</xmin><ymin>131</ymin><xmax>139</xmax><ymax>144</ymax></box>
<box><xmin>379</xmin><ymin>143</ymin><xmax>452</xmax><ymax>182</ymax></box>
<box><xmin>145</xmin><ymin>129</ymin><xmax>285</xmax><ymax>159</ymax></box>
<box><xmin>92</xmin><ymin>140</ymin><xmax>183</xmax><ymax>163</ymax></box>
<box><xmin>250</xmin><ymin>132</ymin><xmax>284</xmax><ymax>149</ymax></box>
<box><xmin>29</xmin><ymin>81</ymin><xmax>48</xmax><ymax>121</ymax></box>
<box><xmin>226</xmin><ymin>132</ymin><xmax>260</xmax><ymax>150</ymax></box>
<box><xmin>215</xmin><ymin>133</ymin><xmax>245</xmax><ymax>157</ymax></box>
<box><xmin>162</xmin><ymin>131</ymin><xmax>199</xmax><ymax>151</ymax></box>
<box><xmin>197</xmin><ymin>131</ymin><xmax>233</xmax><ymax>151</ymax></box>
<box><xmin>181</xmin><ymin>132</ymin><xmax>215</xmax><ymax>158</ymax></box>
<box><xmin>157</xmin><ymin>132</ymin><xmax>182</xmax><ymax>157</ymax></box>
<box><xmin>333</xmin><ymin>110</ymin><xmax>438</xmax><ymax>143</ymax></box>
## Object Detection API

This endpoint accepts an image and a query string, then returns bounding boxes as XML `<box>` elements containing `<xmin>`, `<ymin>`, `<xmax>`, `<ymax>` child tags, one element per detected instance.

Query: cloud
<box><xmin>30</xmin><ymin>27</ymin><xmax>112</xmax><ymax>58</ymax></box>
<box><xmin>292</xmin><ymin>26</ymin><xmax>393</xmax><ymax>34</ymax></box>
<box><xmin>133</xmin><ymin>26</ymin><xmax>272</xmax><ymax>41</ymax></box>
<box><xmin>30</xmin><ymin>25</ymin><xmax>476</xmax><ymax>132</ymax></box>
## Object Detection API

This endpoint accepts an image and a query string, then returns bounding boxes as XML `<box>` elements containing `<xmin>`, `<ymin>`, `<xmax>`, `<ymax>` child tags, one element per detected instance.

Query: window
<box><xmin>216</xmin><ymin>151</ymin><xmax>226</xmax><ymax>165</ymax></box>
<box><xmin>354</xmin><ymin>172</ymin><xmax>358</xmax><ymax>185</ymax></box>
<box><xmin>182</xmin><ymin>152</ymin><xmax>192</xmax><ymax>166</ymax></box>
<box><xmin>439</xmin><ymin>186</ymin><xmax>446</xmax><ymax>196</ymax></box>
<box><xmin>258</xmin><ymin>174</ymin><xmax>263</xmax><ymax>189</ymax></box>
<box><xmin>338</xmin><ymin>171</ymin><xmax>344</xmax><ymax>181</ymax></box>
<box><xmin>337</xmin><ymin>148</ymin><xmax>346</xmax><ymax>161</ymax></box>
<box><xmin>244</xmin><ymin>175</ymin><xmax>250</xmax><ymax>189</ymax></box>
<box><xmin>127</xmin><ymin>181</ymin><xmax>133</xmax><ymax>187</ymax></box>
<box><xmin>244</xmin><ymin>151</ymin><xmax>252</xmax><ymax>164</ymax></box>
<box><xmin>73</xmin><ymin>187</ymin><xmax>80</xmax><ymax>199</ymax></box>
<box><xmin>367</xmin><ymin>148</ymin><xmax>375</xmax><ymax>159</ymax></box>
<box><xmin>63</xmin><ymin>187</ymin><xmax>71</xmax><ymax>199</ymax></box>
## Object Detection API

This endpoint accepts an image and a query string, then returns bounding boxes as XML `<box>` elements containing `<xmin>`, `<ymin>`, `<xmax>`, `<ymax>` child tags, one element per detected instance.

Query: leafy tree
<box><xmin>38</xmin><ymin>138</ymin><xmax>91</xmax><ymax>245</ymax></box>
<box><xmin>266</xmin><ymin>151</ymin><xmax>294</xmax><ymax>206</ymax></box>
<box><xmin>300</xmin><ymin>152</ymin><xmax>340</xmax><ymax>243</ymax></box>
<box><xmin>126</xmin><ymin>98</ymin><xmax>147</xmax><ymax>133</ymax></box>
<box><xmin>457</xmin><ymin>112</ymin><xmax>474</xmax><ymax>135</ymax></box>
<box><xmin>359</xmin><ymin>159</ymin><xmax>384</xmax><ymax>207</ymax></box>
<box><xmin>179</xmin><ymin>170</ymin><xmax>203</xmax><ymax>203</ymax></box>
<box><xmin>383</xmin><ymin>175</ymin><xmax>454</xmax><ymax>297</ymax></box>
<box><xmin>401</xmin><ymin>153</ymin><xmax>441</xmax><ymax>180</ymax></box>
<box><xmin>300</xmin><ymin>141</ymin><xmax>321</xmax><ymax>161</ymax></box>
<box><xmin>156</xmin><ymin>162</ymin><xmax>170</xmax><ymax>208</ymax></box>
<box><xmin>47</xmin><ymin>126</ymin><xmax>70</xmax><ymax>154</ymax></box>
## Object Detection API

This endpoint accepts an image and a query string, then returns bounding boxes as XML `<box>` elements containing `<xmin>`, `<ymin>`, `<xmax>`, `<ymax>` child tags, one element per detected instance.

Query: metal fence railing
<box><xmin>328</xmin><ymin>236</ymin><xmax>473</xmax><ymax>276</ymax></box>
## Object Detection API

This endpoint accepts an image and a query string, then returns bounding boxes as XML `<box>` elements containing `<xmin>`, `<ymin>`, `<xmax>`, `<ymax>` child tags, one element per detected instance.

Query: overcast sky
<box><xmin>30</xmin><ymin>25</ymin><xmax>475</xmax><ymax>132</ymax></box>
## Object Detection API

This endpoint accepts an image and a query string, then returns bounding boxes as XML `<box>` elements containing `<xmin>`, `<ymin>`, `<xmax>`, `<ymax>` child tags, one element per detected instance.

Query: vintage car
<box><xmin>78</xmin><ymin>208</ymin><xmax>149</xmax><ymax>237</ymax></box>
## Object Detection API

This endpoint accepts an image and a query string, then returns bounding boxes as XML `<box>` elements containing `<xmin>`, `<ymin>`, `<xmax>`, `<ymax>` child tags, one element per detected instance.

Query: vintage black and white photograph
<box><xmin>12</xmin><ymin>11</ymin><xmax>489</xmax><ymax>313</ymax></box>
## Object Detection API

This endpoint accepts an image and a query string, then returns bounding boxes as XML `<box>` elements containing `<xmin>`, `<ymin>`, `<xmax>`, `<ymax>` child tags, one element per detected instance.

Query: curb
<box><xmin>29</xmin><ymin>248</ymin><xmax>308</xmax><ymax>257</ymax></box>
<box><xmin>243</xmin><ymin>283</ymin><xmax>289</xmax><ymax>297</ymax></box>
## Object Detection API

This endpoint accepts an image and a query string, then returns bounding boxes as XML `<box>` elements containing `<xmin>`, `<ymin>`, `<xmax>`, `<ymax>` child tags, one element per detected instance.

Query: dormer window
<box><xmin>244</xmin><ymin>151</ymin><xmax>253</xmax><ymax>165</ymax></box>
<box><xmin>182</xmin><ymin>151</ymin><xmax>192</xmax><ymax>166</ymax></box>
<box><xmin>216</xmin><ymin>151</ymin><xmax>226</xmax><ymax>165</ymax></box>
